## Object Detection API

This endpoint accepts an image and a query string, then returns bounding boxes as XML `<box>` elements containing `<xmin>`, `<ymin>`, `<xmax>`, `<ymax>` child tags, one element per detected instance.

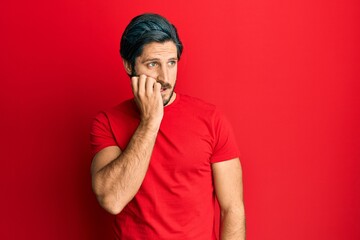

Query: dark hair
<box><xmin>120</xmin><ymin>13</ymin><xmax>183</xmax><ymax>75</ymax></box>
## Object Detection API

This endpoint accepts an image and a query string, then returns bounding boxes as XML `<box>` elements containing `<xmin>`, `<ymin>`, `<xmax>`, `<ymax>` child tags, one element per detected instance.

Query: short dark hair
<box><xmin>120</xmin><ymin>13</ymin><xmax>183</xmax><ymax>75</ymax></box>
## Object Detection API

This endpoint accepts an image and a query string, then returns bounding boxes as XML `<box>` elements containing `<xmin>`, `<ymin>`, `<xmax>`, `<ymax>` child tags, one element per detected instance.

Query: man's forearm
<box><xmin>92</xmin><ymin>121</ymin><xmax>159</xmax><ymax>214</ymax></box>
<box><xmin>220</xmin><ymin>206</ymin><xmax>246</xmax><ymax>240</ymax></box>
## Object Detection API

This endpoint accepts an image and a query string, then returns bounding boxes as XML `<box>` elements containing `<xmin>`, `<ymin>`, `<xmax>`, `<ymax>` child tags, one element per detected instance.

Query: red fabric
<box><xmin>90</xmin><ymin>93</ymin><xmax>240</xmax><ymax>240</ymax></box>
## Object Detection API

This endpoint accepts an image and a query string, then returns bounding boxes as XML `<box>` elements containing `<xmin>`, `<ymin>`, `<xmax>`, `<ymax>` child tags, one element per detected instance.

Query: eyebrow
<box><xmin>141</xmin><ymin>57</ymin><xmax>178</xmax><ymax>64</ymax></box>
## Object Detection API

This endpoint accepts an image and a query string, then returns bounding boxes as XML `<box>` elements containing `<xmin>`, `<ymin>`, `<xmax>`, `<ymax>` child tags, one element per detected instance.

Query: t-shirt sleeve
<box><xmin>90</xmin><ymin>111</ymin><xmax>118</xmax><ymax>157</ymax></box>
<box><xmin>210</xmin><ymin>109</ymin><xmax>240</xmax><ymax>163</ymax></box>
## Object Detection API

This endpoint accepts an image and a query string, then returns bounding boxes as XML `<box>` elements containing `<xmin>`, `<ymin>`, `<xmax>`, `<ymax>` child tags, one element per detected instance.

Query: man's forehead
<box><xmin>139</xmin><ymin>41</ymin><xmax>178</xmax><ymax>60</ymax></box>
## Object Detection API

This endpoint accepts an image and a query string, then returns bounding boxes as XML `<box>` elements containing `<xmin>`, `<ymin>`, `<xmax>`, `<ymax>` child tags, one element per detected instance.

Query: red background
<box><xmin>1</xmin><ymin>0</ymin><xmax>359</xmax><ymax>239</ymax></box>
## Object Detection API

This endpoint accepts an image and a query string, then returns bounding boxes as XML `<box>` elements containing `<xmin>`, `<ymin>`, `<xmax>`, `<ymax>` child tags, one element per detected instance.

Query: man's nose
<box><xmin>156</xmin><ymin>65</ymin><xmax>169</xmax><ymax>83</ymax></box>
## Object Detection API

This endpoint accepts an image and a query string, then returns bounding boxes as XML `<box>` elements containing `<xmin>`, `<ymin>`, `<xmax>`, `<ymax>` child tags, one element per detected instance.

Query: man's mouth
<box><xmin>159</xmin><ymin>82</ymin><xmax>172</xmax><ymax>93</ymax></box>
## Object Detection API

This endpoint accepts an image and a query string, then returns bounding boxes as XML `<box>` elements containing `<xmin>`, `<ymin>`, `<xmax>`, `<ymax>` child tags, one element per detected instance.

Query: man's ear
<box><xmin>122</xmin><ymin>59</ymin><xmax>132</xmax><ymax>75</ymax></box>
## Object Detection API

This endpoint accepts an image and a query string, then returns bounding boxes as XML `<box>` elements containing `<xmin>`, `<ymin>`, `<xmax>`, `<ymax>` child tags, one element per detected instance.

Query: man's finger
<box><xmin>131</xmin><ymin>76</ymin><xmax>139</xmax><ymax>95</ymax></box>
<box><xmin>145</xmin><ymin>77</ymin><xmax>156</xmax><ymax>96</ymax></box>
<box><xmin>137</xmin><ymin>74</ymin><xmax>147</xmax><ymax>97</ymax></box>
<box><xmin>153</xmin><ymin>82</ymin><xmax>161</xmax><ymax>95</ymax></box>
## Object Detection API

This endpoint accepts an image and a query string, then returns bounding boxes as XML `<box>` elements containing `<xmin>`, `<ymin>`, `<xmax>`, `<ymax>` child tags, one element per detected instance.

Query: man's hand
<box><xmin>131</xmin><ymin>74</ymin><xmax>164</xmax><ymax>129</ymax></box>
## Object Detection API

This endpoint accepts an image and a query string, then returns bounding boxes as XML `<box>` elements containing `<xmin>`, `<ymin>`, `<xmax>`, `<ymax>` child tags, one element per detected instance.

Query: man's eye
<box><xmin>148</xmin><ymin>62</ymin><xmax>157</xmax><ymax>67</ymax></box>
<box><xmin>168</xmin><ymin>61</ymin><xmax>176</xmax><ymax>66</ymax></box>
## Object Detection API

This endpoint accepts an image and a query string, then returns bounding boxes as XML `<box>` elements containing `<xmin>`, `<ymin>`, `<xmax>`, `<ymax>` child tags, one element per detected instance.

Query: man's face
<box><xmin>129</xmin><ymin>41</ymin><xmax>178</xmax><ymax>106</ymax></box>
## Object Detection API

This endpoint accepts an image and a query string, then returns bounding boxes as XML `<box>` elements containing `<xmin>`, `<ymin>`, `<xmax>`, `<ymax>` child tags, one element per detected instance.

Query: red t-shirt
<box><xmin>90</xmin><ymin>93</ymin><xmax>240</xmax><ymax>240</ymax></box>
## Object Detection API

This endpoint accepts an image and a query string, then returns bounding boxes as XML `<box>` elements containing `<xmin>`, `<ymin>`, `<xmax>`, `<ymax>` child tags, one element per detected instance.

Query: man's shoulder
<box><xmin>95</xmin><ymin>98</ymin><xmax>138</xmax><ymax>121</ymax></box>
<box><xmin>112</xmin><ymin>98</ymin><xmax>137</xmax><ymax>112</ymax></box>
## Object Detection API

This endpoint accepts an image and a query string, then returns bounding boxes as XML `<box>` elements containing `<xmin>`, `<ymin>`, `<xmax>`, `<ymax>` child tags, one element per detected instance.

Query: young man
<box><xmin>90</xmin><ymin>13</ymin><xmax>245</xmax><ymax>239</ymax></box>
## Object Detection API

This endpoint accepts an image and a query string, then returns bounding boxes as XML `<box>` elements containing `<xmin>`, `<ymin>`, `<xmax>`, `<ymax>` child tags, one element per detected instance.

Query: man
<box><xmin>90</xmin><ymin>13</ymin><xmax>245</xmax><ymax>239</ymax></box>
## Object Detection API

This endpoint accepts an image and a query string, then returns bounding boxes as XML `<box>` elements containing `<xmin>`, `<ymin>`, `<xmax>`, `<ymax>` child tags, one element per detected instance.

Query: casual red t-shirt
<box><xmin>90</xmin><ymin>93</ymin><xmax>240</xmax><ymax>240</ymax></box>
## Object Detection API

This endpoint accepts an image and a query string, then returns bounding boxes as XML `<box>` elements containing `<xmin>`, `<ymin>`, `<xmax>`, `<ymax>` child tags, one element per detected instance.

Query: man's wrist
<box><xmin>139</xmin><ymin>119</ymin><xmax>161</xmax><ymax>133</ymax></box>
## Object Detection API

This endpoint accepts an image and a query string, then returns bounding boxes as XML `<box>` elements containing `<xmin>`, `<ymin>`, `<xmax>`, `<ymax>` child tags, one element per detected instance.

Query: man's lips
<box><xmin>160</xmin><ymin>83</ymin><xmax>171</xmax><ymax>93</ymax></box>
<box><xmin>161</xmin><ymin>86</ymin><xmax>168</xmax><ymax>91</ymax></box>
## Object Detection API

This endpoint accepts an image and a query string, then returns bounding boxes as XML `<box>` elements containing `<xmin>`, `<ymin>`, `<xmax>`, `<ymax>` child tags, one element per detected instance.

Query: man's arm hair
<box><xmin>91</xmin><ymin>122</ymin><xmax>159</xmax><ymax>214</ymax></box>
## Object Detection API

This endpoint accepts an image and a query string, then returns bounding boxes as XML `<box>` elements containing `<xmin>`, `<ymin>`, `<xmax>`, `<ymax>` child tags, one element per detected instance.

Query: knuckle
<box><xmin>135</xmin><ymin>92</ymin><xmax>142</xmax><ymax>99</ymax></box>
<box><xmin>131</xmin><ymin>77</ymin><xmax>138</xmax><ymax>85</ymax></box>
<box><xmin>154</xmin><ymin>82</ymin><xmax>161</xmax><ymax>89</ymax></box>
<box><xmin>147</xmin><ymin>77</ymin><xmax>155</xmax><ymax>84</ymax></box>
<box><xmin>131</xmin><ymin>76</ymin><xmax>138</xmax><ymax>81</ymax></box>
<box><xmin>140</xmin><ymin>74</ymin><xmax>147</xmax><ymax>80</ymax></box>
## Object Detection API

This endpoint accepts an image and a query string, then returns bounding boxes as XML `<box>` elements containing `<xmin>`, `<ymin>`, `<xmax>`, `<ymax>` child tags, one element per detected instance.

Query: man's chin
<box><xmin>163</xmin><ymin>97</ymin><xmax>171</xmax><ymax>106</ymax></box>
<box><xmin>162</xmin><ymin>90</ymin><xmax>175</xmax><ymax>106</ymax></box>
